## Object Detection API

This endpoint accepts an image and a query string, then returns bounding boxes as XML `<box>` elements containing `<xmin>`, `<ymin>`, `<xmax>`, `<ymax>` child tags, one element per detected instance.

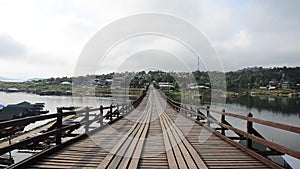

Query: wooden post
<box><xmin>85</xmin><ymin>110</ymin><xmax>89</xmax><ymax>133</ymax></box>
<box><xmin>124</xmin><ymin>104</ymin><xmax>127</xmax><ymax>114</ymax></box>
<box><xmin>110</xmin><ymin>104</ymin><xmax>113</xmax><ymax>121</ymax></box>
<box><xmin>206</xmin><ymin>106</ymin><xmax>210</xmax><ymax>127</ymax></box>
<box><xmin>120</xmin><ymin>105</ymin><xmax>124</xmax><ymax>114</ymax></box>
<box><xmin>247</xmin><ymin>112</ymin><xmax>253</xmax><ymax>149</ymax></box>
<box><xmin>56</xmin><ymin>108</ymin><xmax>62</xmax><ymax>145</ymax></box>
<box><xmin>116</xmin><ymin>104</ymin><xmax>119</xmax><ymax>117</ymax></box>
<box><xmin>221</xmin><ymin>109</ymin><xmax>226</xmax><ymax>135</ymax></box>
<box><xmin>99</xmin><ymin>105</ymin><xmax>103</xmax><ymax>126</ymax></box>
<box><xmin>8</xmin><ymin>136</ymin><xmax>11</xmax><ymax>158</ymax></box>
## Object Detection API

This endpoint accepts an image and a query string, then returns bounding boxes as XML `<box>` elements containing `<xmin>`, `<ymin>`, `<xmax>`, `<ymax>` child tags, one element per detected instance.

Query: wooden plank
<box><xmin>165</xmin><ymin>101</ymin><xmax>279</xmax><ymax>169</ymax></box>
<box><xmin>128</xmin><ymin>111</ymin><xmax>151</xmax><ymax>168</ymax></box>
<box><xmin>119</xmin><ymin>109</ymin><xmax>150</xmax><ymax>168</ymax></box>
<box><xmin>161</xmin><ymin>113</ymin><xmax>187</xmax><ymax>169</ymax></box>
<box><xmin>162</xmin><ymin>112</ymin><xmax>208</xmax><ymax>169</ymax></box>
<box><xmin>97</xmin><ymin>111</ymin><xmax>147</xmax><ymax>168</ymax></box>
<box><xmin>98</xmin><ymin>97</ymin><xmax>152</xmax><ymax>169</ymax></box>
<box><xmin>138</xmin><ymin>102</ymin><xmax>169</xmax><ymax>168</ymax></box>
<box><xmin>19</xmin><ymin>87</ymin><xmax>283</xmax><ymax>169</ymax></box>
<box><xmin>161</xmin><ymin>112</ymin><xmax>196</xmax><ymax>169</ymax></box>
<box><xmin>159</xmin><ymin>111</ymin><xmax>178</xmax><ymax>169</ymax></box>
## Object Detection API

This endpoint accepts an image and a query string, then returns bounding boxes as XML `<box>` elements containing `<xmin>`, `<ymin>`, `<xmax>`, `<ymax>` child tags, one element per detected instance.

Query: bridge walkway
<box><xmin>26</xmin><ymin>87</ymin><xmax>277</xmax><ymax>169</ymax></box>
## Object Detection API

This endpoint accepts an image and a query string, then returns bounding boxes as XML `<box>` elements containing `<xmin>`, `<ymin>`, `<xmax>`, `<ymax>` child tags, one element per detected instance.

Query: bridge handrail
<box><xmin>165</xmin><ymin>95</ymin><xmax>300</xmax><ymax>134</ymax></box>
<box><xmin>0</xmin><ymin>105</ymin><xmax>116</xmax><ymax>131</ymax></box>
<box><xmin>0</xmin><ymin>123</ymin><xmax>80</xmax><ymax>155</ymax></box>
<box><xmin>164</xmin><ymin>95</ymin><xmax>300</xmax><ymax>160</ymax></box>
<box><xmin>0</xmin><ymin>88</ymin><xmax>148</xmax><ymax>157</ymax></box>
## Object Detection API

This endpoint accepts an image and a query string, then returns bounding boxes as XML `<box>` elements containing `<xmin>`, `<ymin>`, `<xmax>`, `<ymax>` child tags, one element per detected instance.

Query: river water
<box><xmin>0</xmin><ymin>91</ymin><xmax>115</xmax><ymax>166</ymax></box>
<box><xmin>222</xmin><ymin>95</ymin><xmax>300</xmax><ymax>152</ymax></box>
<box><xmin>206</xmin><ymin>95</ymin><xmax>300</xmax><ymax>167</ymax></box>
<box><xmin>0</xmin><ymin>92</ymin><xmax>299</xmax><ymax>166</ymax></box>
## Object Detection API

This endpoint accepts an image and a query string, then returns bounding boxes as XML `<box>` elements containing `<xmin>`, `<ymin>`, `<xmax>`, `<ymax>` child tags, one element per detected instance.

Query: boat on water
<box><xmin>0</xmin><ymin>101</ymin><xmax>49</xmax><ymax>137</ymax></box>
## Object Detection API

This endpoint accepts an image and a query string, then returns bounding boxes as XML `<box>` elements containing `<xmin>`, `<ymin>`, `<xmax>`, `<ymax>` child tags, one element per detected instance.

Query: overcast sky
<box><xmin>0</xmin><ymin>0</ymin><xmax>299</xmax><ymax>79</ymax></box>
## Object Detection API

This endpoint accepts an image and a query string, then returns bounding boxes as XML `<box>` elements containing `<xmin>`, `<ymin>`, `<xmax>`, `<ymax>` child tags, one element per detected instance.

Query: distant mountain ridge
<box><xmin>26</xmin><ymin>78</ymin><xmax>43</xmax><ymax>82</ymax></box>
<box><xmin>0</xmin><ymin>76</ymin><xmax>23</xmax><ymax>82</ymax></box>
<box><xmin>0</xmin><ymin>76</ymin><xmax>43</xmax><ymax>82</ymax></box>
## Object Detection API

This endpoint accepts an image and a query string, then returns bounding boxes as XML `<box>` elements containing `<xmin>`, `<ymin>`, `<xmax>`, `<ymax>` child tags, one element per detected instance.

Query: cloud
<box><xmin>117</xmin><ymin>49</ymin><xmax>191</xmax><ymax>72</ymax></box>
<box><xmin>0</xmin><ymin>34</ymin><xmax>26</xmax><ymax>58</ymax></box>
<box><xmin>209</xmin><ymin>0</ymin><xmax>300</xmax><ymax>71</ymax></box>
<box><xmin>0</xmin><ymin>0</ymin><xmax>300</xmax><ymax>78</ymax></box>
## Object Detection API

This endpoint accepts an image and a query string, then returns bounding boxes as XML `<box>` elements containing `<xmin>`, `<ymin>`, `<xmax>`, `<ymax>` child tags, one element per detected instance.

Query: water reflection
<box><xmin>0</xmin><ymin>92</ymin><xmax>114</xmax><ymax>113</ymax></box>
<box><xmin>227</xmin><ymin>95</ymin><xmax>300</xmax><ymax>116</ymax></box>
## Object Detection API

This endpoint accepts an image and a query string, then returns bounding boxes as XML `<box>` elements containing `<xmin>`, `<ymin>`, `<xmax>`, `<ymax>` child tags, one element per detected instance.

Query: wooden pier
<box><xmin>1</xmin><ymin>85</ymin><xmax>300</xmax><ymax>168</ymax></box>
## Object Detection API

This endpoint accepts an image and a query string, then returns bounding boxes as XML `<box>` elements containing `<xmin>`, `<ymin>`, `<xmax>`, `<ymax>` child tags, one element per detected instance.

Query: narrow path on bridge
<box><xmin>27</xmin><ymin>86</ymin><xmax>274</xmax><ymax>169</ymax></box>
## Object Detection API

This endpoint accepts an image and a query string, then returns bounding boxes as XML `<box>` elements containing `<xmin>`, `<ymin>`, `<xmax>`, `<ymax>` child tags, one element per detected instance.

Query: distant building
<box><xmin>112</xmin><ymin>77</ymin><xmax>123</xmax><ymax>89</ymax></box>
<box><xmin>259</xmin><ymin>87</ymin><xmax>268</xmax><ymax>90</ymax></box>
<box><xmin>0</xmin><ymin>101</ymin><xmax>46</xmax><ymax>121</ymax></box>
<box><xmin>268</xmin><ymin>86</ymin><xmax>276</xmax><ymax>90</ymax></box>
<box><xmin>6</xmin><ymin>88</ymin><xmax>19</xmax><ymax>92</ymax></box>
<box><xmin>269</xmin><ymin>80</ymin><xmax>278</xmax><ymax>86</ymax></box>
<box><xmin>281</xmin><ymin>81</ymin><xmax>289</xmax><ymax>89</ymax></box>
<box><xmin>158</xmin><ymin>82</ymin><xmax>174</xmax><ymax>90</ymax></box>
<box><xmin>187</xmin><ymin>83</ymin><xmax>209</xmax><ymax>90</ymax></box>
<box><xmin>105</xmin><ymin>79</ymin><xmax>113</xmax><ymax>83</ymax></box>
<box><xmin>61</xmin><ymin>81</ymin><xmax>72</xmax><ymax>85</ymax></box>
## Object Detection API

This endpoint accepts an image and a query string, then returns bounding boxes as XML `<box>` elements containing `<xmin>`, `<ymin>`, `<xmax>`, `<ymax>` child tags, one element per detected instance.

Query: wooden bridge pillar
<box><xmin>99</xmin><ymin>106</ymin><xmax>103</xmax><ymax>126</ymax></box>
<box><xmin>85</xmin><ymin>111</ymin><xmax>89</xmax><ymax>133</ymax></box>
<box><xmin>197</xmin><ymin>108</ymin><xmax>200</xmax><ymax>121</ymax></box>
<box><xmin>116</xmin><ymin>104</ymin><xmax>120</xmax><ymax>117</ymax></box>
<box><xmin>247</xmin><ymin>112</ymin><xmax>253</xmax><ymax>149</ymax></box>
<box><xmin>221</xmin><ymin>109</ymin><xmax>226</xmax><ymax>135</ymax></box>
<box><xmin>110</xmin><ymin>104</ymin><xmax>113</xmax><ymax>121</ymax></box>
<box><xmin>124</xmin><ymin>105</ymin><xmax>128</xmax><ymax>114</ymax></box>
<box><xmin>206</xmin><ymin>106</ymin><xmax>210</xmax><ymax>127</ymax></box>
<box><xmin>56</xmin><ymin>108</ymin><xmax>62</xmax><ymax>145</ymax></box>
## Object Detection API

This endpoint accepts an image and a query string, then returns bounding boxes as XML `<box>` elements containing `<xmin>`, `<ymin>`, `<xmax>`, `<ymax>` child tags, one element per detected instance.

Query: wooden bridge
<box><xmin>1</xmin><ymin>85</ymin><xmax>300</xmax><ymax>168</ymax></box>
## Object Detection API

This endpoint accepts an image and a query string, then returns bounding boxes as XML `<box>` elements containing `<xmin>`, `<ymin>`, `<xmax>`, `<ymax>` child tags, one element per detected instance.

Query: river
<box><xmin>0</xmin><ymin>92</ymin><xmax>299</xmax><ymax>166</ymax></box>
<box><xmin>207</xmin><ymin>95</ymin><xmax>300</xmax><ymax>167</ymax></box>
<box><xmin>224</xmin><ymin>95</ymin><xmax>300</xmax><ymax>152</ymax></box>
<box><xmin>0</xmin><ymin>91</ymin><xmax>115</xmax><ymax>166</ymax></box>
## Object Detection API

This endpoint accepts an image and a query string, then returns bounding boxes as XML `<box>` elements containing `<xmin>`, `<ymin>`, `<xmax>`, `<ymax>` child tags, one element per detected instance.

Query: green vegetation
<box><xmin>0</xmin><ymin>67</ymin><xmax>299</xmax><ymax>100</ymax></box>
<box><xmin>226</xmin><ymin>66</ymin><xmax>300</xmax><ymax>93</ymax></box>
<box><xmin>164</xmin><ymin>90</ymin><xmax>181</xmax><ymax>102</ymax></box>
<box><xmin>0</xmin><ymin>77</ymin><xmax>72</xmax><ymax>95</ymax></box>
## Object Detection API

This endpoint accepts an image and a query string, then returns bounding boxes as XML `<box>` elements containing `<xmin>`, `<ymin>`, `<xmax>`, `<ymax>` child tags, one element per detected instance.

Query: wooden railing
<box><xmin>0</xmin><ymin>89</ymin><xmax>147</xmax><ymax>160</ymax></box>
<box><xmin>164</xmin><ymin>95</ymin><xmax>300</xmax><ymax>160</ymax></box>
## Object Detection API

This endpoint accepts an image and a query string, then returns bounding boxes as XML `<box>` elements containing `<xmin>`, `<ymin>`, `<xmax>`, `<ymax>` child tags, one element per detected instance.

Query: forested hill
<box><xmin>225</xmin><ymin>67</ymin><xmax>300</xmax><ymax>92</ymax></box>
<box><xmin>1</xmin><ymin>67</ymin><xmax>299</xmax><ymax>94</ymax></box>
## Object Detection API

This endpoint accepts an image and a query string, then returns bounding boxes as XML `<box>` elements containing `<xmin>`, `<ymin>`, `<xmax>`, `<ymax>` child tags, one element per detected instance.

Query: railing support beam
<box><xmin>206</xmin><ymin>106</ymin><xmax>210</xmax><ymax>127</ymax></box>
<box><xmin>247</xmin><ymin>112</ymin><xmax>253</xmax><ymax>149</ymax></box>
<box><xmin>99</xmin><ymin>106</ymin><xmax>103</xmax><ymax>126</ymax></box>
<box><xmin>56</xmin><ymin>108</ymin><xmax>62</xmax><ymax>145</ymax></box>
<box><xmin>221</xmin><ymin>109</ymin><xmax>226</xmax><ymax>135</ymax></box>
<box><xmin>109</xmin><ymin>104</ymin><xmax>113</xmax><ymax>121</ymax></box>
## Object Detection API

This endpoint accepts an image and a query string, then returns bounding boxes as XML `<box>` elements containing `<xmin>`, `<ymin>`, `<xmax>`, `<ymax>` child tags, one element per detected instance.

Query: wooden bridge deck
<box><xmin>26</xmin><ymin>87</ymin><xmax>278</xmax><ymax>169</ymax></box>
